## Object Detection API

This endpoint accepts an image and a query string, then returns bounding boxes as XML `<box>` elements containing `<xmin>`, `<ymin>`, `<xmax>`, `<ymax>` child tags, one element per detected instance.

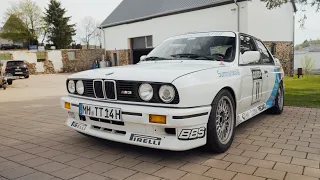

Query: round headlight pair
<box><xmin>68</xmin><ymin>80</ymin><xmax>84</xmax><ymax>95</ymax></box>
<box><xmin>138</xmin><ymin>83</ymin><xmax>175</xmax><ymax>103</ymax></box>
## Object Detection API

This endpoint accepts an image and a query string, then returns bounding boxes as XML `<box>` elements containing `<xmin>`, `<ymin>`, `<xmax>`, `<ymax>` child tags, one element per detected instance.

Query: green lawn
<box><xmin>284</xmin><ymin>75</ymin><xmax>320</xmax><ymax>107</ymax></box>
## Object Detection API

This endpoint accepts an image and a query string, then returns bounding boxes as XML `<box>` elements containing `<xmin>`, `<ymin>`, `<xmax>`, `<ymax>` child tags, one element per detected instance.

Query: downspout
<box><xmin>234</xmin><ymin>0</ymin><xmax>240</xmax><ymax>32</ymax></box>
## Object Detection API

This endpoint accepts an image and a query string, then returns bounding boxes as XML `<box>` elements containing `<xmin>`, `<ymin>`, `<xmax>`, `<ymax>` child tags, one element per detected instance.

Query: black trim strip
<box><xmin>71</xmin><ymin>103</ymin><xmax>79</xmax><ymax>107</ymax></box>
<box><xmin>122</xmin><ymin>112</ymin><xmax>143</xmax><ymax>116</ymax></box>
<box><xmin>173</xmin><ymin>112</ymin><xmax>209</xmax><ymax>119</ymax></box>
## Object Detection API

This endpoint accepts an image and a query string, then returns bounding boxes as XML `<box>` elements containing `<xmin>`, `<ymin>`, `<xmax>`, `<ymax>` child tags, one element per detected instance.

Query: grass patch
<box><xmin>284</xmin><ymin>75</ymin><xmax>320</xmax><ymax>107</ymax></box>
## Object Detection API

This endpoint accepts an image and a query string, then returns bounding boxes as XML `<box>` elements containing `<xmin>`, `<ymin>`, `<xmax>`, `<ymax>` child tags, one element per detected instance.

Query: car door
<box><xmin>238</xmin><ymin>35</ymin><xmax>268</xmax><ymax>116</ymax></box>
<box><xmin>254</xmin><ymin>39</ymin><xmax>278</xmax><ymax>108</ymax></box>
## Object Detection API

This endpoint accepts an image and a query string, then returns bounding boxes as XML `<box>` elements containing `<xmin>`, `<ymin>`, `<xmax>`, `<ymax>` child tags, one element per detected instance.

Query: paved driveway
<box><xmin>0</xmin><ymin>75</ymin><xmax>319</xmax><ymax>180</ymax></box>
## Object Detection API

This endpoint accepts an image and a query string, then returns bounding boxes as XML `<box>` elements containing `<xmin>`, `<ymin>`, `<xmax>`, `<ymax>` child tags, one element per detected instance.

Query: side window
<box><xmin>240</xmin><ymin>35</ymin><xmax>260</xmax><ymax>65</ymax></box>
<box><xmin>255</xmin><ymin>40</ymin><xmax>274</xmax><ymax>64</ymax></box>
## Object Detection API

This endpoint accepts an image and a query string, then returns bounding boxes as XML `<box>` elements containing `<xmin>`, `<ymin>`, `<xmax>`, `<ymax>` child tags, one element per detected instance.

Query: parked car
<box><xmin>1</xmin><ymin>60</ymin><xmax>29</xmax><ymax>82</ymax></box>
<box><xmin>61</xmin><ymin>31</ymin><xmax>284</xmax><ymax>152</ymax></box>
<box><xmin>0</xmin><ymin>44</ymin><xmax>20</xmax><ymax>50</ymax></box>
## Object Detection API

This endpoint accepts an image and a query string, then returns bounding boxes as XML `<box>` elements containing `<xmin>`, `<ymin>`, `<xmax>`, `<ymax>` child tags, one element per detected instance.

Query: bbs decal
<box><xmin>178</xmin><ymin>127</ymin><xmax>206</xmax><ymax>140</ymax></box>
<box><xmin>251</xmin><ymin>69</ymin><xmax>263</xmax><ymax>105</ymax></box>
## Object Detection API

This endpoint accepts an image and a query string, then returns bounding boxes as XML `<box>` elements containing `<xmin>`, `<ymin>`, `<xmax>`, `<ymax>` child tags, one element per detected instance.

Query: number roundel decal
<box><xmin>251</xmin><ymin>69</ymin><xmax>263</xmax><ymax>105</ymax></box>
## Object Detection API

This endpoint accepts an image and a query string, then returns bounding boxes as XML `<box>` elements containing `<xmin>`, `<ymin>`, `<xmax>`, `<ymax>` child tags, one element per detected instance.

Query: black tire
<box><xmin>267</xmin><ymin>83</ymin><xmax>284</xmax><ymax>114</ymax></box>
<box><xmin>25</xmin><ymin>75</ymin><xmax>29</xmax><ymax>79</ymax></box>
<box><xmin>7</xmin><ymin>80</ymin><xmax>12</xmax><ymax>85</ymax></box>
<box><xmin>204</xmin><ymin>89</ymin><xmax>236</xmax><ymax>153</ymax></box>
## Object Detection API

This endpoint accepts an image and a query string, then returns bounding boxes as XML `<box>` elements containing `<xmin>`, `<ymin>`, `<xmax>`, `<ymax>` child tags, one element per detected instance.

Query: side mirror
<box><xmin>239</xmin><ymin>51</ymin><xmax>261</xmax><ymax>65</ymax></box>
<box><xmin>140</xmin><ymin>55</ymin><xmax>147</xmax><ymax>61</ymax></box>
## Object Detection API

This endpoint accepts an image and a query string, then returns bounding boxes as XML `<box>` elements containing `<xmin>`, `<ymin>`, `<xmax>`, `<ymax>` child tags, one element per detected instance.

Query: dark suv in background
<box><xmin>1</xmin><ymin>61</ymin><xmax>29</xmax><ymax>82</ymax></box>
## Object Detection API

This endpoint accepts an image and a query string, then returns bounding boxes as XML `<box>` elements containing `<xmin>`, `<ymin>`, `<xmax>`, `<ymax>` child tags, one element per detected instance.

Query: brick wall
<box><xmin>106</xmin><ymin>49</ymin><xmax>131</xmax><ymax>66</ymax></box>
<box><xmin>264</xmin><ymin>41</ymin><xmax>294</xmax><ymax>76</ymax></box>
<box><xmin>61</xmin><ymin>49</ymin><xmax>105</xmax><ymax>73</ymax></box>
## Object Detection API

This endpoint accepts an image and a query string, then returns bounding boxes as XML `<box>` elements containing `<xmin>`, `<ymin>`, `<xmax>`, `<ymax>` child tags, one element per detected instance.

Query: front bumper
<box><xmin>61</xmin><ymin>96</ymin><xmax>211</xmax><ymax>151</ymax></box>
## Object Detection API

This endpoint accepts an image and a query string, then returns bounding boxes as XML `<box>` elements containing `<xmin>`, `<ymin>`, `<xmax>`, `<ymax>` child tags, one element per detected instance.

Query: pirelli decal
<box><xmin>129</xmin><ymin>134</ymin><xmax>161</xmax><ymax>146</ymax></box>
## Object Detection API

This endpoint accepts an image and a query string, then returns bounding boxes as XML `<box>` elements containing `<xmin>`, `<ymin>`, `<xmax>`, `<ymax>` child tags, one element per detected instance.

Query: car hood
<box><xmin>69</xmin><ymin>60</ymin><xmax>231</xmax><ymax>82</ymax></box>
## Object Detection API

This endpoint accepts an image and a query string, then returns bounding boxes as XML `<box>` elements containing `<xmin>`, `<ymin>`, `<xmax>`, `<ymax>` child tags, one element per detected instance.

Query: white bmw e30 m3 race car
<box><xmin>61</xmin><ymin>31</ymin><xmax>285</xmax><ymax>152</ymax></box>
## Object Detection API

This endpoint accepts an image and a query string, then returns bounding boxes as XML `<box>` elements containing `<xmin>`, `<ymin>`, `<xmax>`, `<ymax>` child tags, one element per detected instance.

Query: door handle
<box><xmin>264</xmin><ymin>70</ymin><xmax>268</xmax><ymax>74</ymax></box>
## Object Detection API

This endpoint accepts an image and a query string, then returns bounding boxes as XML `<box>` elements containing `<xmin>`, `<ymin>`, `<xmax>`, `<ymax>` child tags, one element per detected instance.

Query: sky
<box><xmin>0</xmin><ymin>0</ymin><xmax>319</xmax><ymax>45</ymax></box>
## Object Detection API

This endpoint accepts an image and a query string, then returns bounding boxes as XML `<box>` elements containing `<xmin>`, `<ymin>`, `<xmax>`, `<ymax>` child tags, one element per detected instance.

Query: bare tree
<box><xmin>78</xmin><ymin>17</ymin><xmax>100</xmax><ymax>49</ymax></box>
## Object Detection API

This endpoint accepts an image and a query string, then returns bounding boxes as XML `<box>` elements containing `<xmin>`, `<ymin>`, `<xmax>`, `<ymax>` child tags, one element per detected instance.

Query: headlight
<box><xmin>159</xmin><ymin>85</ymin><xmax>175</xmax><ymax>103</ymax></box>
<box><xmin>68</xmin><ymin>80</ymin><xmax>76</xmax><ymax>93</ymax></box>
<box><xmin>76</xmin><ymin>80</ymin><xmax>84</xmax><ymax>95</ymax></box>
<box><xmin>139</xmin><ymin>83</ymin><xmax>153</xmax><ymax>101</ymax></box>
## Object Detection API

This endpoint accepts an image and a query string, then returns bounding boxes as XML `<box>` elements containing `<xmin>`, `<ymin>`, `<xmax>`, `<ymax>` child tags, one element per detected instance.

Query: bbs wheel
<box><xmin>268</xmin><ymin>83</ymin><xmax>284</xmax><ymax>114</ymax></box>
<box><xmin>205</xmin><ymin>90</ymin><xmax>236</xmax><ymax>153</ymax></box>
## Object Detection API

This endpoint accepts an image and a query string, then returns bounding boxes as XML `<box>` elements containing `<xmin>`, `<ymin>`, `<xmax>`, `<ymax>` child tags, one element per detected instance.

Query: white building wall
<box><xmin>247</xmin><ymin>1</ymin><xmax>294</xmax><ymax>41</ymax></box>
<box><xmin>47</xmin><ymin>50</ymin><xmax>63</xmax><ymax>72</ymax></box>
<box><xmin>103</xmin><ymin>2</ymin><xmax>249</xmax><ymax>50</ymax></box>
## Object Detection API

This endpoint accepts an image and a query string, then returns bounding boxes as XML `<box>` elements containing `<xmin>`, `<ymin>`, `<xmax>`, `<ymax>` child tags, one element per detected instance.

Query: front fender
<box><xmin>172</xmin><ymin>67</ymin><xmax>241</xmax><ymax>108</ymax></box>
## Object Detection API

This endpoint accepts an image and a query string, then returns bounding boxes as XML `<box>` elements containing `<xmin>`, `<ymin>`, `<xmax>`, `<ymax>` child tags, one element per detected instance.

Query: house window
<box><xmin>132</xmin><ymin>36</ymin><xmax>153</xmax><ymax>49</ymax></box>
<box><xmin>68</xmin><ymin>52</ymin><xmax>76</xmax><ymax>60</ymax></box>
<box><xmin>36</xmin><ymin>51</ymin><xmax>46</xmax><ymax>62</ymax></box>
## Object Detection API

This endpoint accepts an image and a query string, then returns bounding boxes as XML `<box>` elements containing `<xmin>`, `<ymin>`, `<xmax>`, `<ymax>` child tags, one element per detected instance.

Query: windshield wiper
<box><xmin>145</xmin><ymin>56</ymin><xmax>171</xmax><ymax>61</ymax></box>
<box><xmin>170</xmin><ymin>53</ymin><xmax>216</xmax><ymax>60</ymax></box>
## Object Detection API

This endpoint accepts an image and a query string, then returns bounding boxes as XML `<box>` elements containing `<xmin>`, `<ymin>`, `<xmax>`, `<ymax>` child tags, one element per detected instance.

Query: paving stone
<box><xmin>94</xmin><ymin>153</ymin><xmax>123</xmax><ymax>163</ymax></box>
<box><xmin>110</xmin><ymin>157</ymin><xmax>142</xmax><ymax>168</ymax></box>
<box><xmin>77</xmin><ymin>150</ymin><xmax>104</xmax><ymax>158</ymax></box>
<box><xmin>153</xmin><ymin>167</ymin><xmax>186</xmax><ymax>180</ymax></box>
<box><xmin>252</xmin><ymin>140</ymin><xmax>274</xmax><ymax>147</ymax></box>
<box><xmin>266</xmin><ymin>138</ymin><xmax>287</xmax><ymax>144</ymax></box>
<box><xmin>265</xmin><ymin>154</ymin><xmax>292</xmax><ymax>163</ymax></box>
<box><xmin>156</xmin><ymin>158</ymin><xmax>187</xmax><ymax>168</ymax></box>
<box><xmin>20</xmin><ymin>157</ymin><xmax>52</xmax><ymax>167</ymax></box>
<box><xmin>273</xmin><ymin>143</ymin><xmax>296</xmax><ymax>150</ymax></box>
<box><xmin>125</xmin><ymin>172</ymin><xmax>161</xmax><ymax>180</ymax></box>
<box><xmin>286</xmin><ymin>140</ymin><xmax>309</xmax><ymax>147</ymax></box>
<box><xmin>232</xmin><ymin>173</ymin><xmax>265</xmax><ymax>180</ymax></box>
<box><xmin>258</xmin><ymin>147</ymin><xmax>282</xmax><ymax>154</ymax></box>
<box><xmin>273</xmin><ymin>162</ymin><xmax>303</xmax><ymax>174</ymax></box>
<box><xmin>281</xmin><ymin>150</ymin><xmax>306</xmax><ymax>158</ymax></box>
<box><xmin>82</xmin><ymin>162</ymin><xmax>116</xmax><ymax>174</ymax></box>
<box><xmin>50</xmin><ymin>166</ymin><xmax>87</xmax><ymax>180</ymax></box>
<box><xmin>15</xmin><ymin>172</ymin><xmax>54</xmax><ymax>180</ymax></box>
<box><xmin>246</xmin><ymin>158</ymin><xmax>275</xmax><ymax>169</ymax></box>
<box><xmin>50</xmin><ymin>153</ymin><xmax>80</xmax><ymax>163</ymax></box>
<box><xmin>296</xmin><ymin>146</ymin><xmax>320</xmax><ymax>154</ymax></box>
<box><xmin>237</xmin><ymin>144</ymin><xmax>260</xmax><ymax>151</ymax></box>
<box><xmin>35</xmin><ymin>162</ymin><xmax>68</xmax><ymax>173</ymax></box>
<box><xmin>285</xmin><ymin>173</ymin><xmax>318</xmax><ymax>180</ymax></box>
<box><xmin>0</xmin><ymin>166</ymin><xmax>36</xmax><ymax>179</ymax></box>
<box><xmin>71</xmin><ymin>172</ymin><xmax>109</xmax><ymax>180</ymax></box>
<box><xmin>103</xmin><ymin>167</ymin><xmax>137</xmax><ymax>180</ymax></box>
<box><xmin>179</xmin><ymin>173</ymin><xmax>213</xmax><ymax>180</ymax></box>
<box><xmin>203</xmin><ymin>167</ymin><xmax>236</xmax><ymax>180</ymax></box>
<box><xmin>24</xmin><ymin>146</ymin><xmax>51</xmax><ymax>154</ymax></box>
<box><xmin>253</xmin><ymin>168</ymin><xmax>286</xmax><ymax>180</ymax></box>
<box><xmin>0</xmin><ymin>149</ymin><xmax>24</xmax><ymax>157</ymax></box>
<box><xmin>202</xmin><ymin>159</ymin><xmax>231</xmax><ymax>169</ymax></box>
<box><xmin>179</xmin><ymin>163</ymin><xmax>210</xmax><ymax>174</ymax></box>
<box><xmin>131</xmin><ymin>162</ymin><xmax>164</xmax><ymax>174</ymax></box>
<box><xmin>66</xmin><ymin>157</ymin><xmax>97</xmax><ymax>168</ymax></box>
<box><xmin>7</xmin><ymin>153</ymin><xmax>38</xmax><ymax>162</ymax></box>
<box><xmin>307</xmin><ymin>153</ymin><xmax>320</xmax><ymax>161</ymax></box>
<box><xmin>0</xmin><ymin>161</ymin><xmax>23</xmax><ymax>171</ymax></box>
<box><xmin>37</xmin><ymin>150</ymin><xmax>65</xmax><ymax>158</ymax></box>
<box><xmin>304</xmin><ymin>167</ymin><xmax>320</xmax><ymax>178</ymax></box>
<box><xmin>226</xmin><ymin>162</ymin><xmax>257</xmax><ymax>174</ymax></box>
<box><xmin>291</xmin><ymin>157</ymin><xmax>319</xmax><ymax>168</ymax></box>
<box><xmin>226</xmin><ymin>148</ymin><xmax>244</xmax><ymax>155</ymax></box>
<box><xmin>223</xmin><ymin>154</ymin><xmax>250</xmax><ymax>164</ymax></box>
<box><xmin>242</xmin><ymin>150</ymin><xmax>267</xmax><ymax>159</ymax></box>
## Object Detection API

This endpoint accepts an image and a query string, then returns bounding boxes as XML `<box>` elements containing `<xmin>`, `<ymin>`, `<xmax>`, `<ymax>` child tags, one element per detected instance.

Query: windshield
<box><xmin>146</xmin><ymin>33</ymin><xmax>236</xmax><ymax>62</ymax></box>
<box><xmin>7</xmin><ymin>61</ymin><xmax>24</xmax><ymax>67</ymax></box>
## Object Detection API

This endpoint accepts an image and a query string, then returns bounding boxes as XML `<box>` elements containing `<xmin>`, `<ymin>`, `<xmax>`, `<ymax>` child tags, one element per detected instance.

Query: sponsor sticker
<box><xmin>217</xmin><ymin>69</ymin><xmax>240</xmax><ymax>77</ymax></box>
<box><xmin>129</xmin><ymin>134</ymin><xmax>161</xmax><ymax>146</ymax></box>
<box><xmin>178</xmin><ymin>127</ymin><xmax>206</xmax><ymax>140</ymax></box>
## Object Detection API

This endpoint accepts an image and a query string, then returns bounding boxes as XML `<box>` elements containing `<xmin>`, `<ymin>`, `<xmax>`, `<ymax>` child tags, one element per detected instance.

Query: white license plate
<box><xmin>15</xmin><ymin>72</ymin><xmax>23</xmax><ymax>74</ymax></box>
<box><xmin>79</xmin><ymin>103</ymin><xmax>122</xmax><ymax>121</ymax></box>
<box><xmin>71</xmin><ymin>121</ymin><xmax>87</xmax><ymax>130</ymax></box>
